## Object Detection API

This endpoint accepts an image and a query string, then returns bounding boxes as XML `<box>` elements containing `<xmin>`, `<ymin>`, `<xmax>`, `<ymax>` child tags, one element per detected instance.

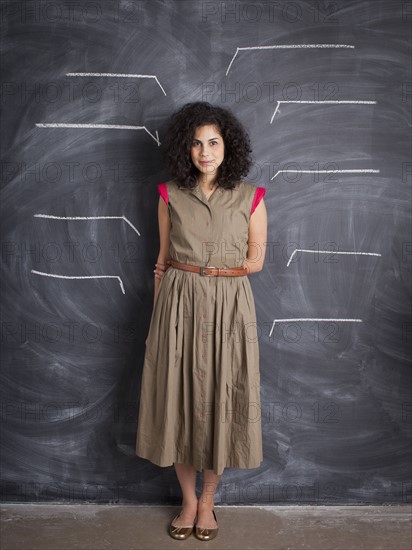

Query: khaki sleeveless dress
<box><xmin>136</xmin><ymin>179</ymin><xmax>266</xmax><ymax>476</ymax></box>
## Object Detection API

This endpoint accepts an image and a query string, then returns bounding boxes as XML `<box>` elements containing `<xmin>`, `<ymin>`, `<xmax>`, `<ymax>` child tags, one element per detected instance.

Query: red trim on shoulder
<box><xmin>157</xmin><ymin>182</ymin><xmax>168</xmax><ymax>205</ymax></box>
<box><xmin>250</xmin><ymin>186</ymin><xmax>266</xmax><ymax>215</ymax></box>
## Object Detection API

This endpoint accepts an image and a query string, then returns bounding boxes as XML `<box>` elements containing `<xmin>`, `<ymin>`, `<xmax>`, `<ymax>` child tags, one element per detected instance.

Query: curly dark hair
<box><xmin>163</xmin><ymin>102</ymin><xmax>253</xmax><ymax>190</ymax></box>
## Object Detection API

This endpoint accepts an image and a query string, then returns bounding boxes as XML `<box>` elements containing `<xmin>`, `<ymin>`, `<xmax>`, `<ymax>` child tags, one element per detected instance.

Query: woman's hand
<box><xmin>149</xmin><ymin>259</ymin><xmax>172</xmax><ymax>344</ymax></box>
<box><xmin>153</xmin><ymin>259</ymin><xmax>171</xmax><ymax>280</ymax></box>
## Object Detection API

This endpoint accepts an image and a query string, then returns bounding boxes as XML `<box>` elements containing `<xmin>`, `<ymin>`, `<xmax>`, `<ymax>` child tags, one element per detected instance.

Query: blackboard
<box><xmin>1</xmin><ymin>0</ymin><xmax>411</xmax><ymax>505</ymax></box>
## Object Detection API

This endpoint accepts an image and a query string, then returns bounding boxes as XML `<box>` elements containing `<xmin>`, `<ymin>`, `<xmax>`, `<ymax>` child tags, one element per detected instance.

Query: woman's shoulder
<box><xmin>236</xmin><ymin>179</ymin><xmax>253</xmax><ymax>190</ymax></box>
<box><xmin>235</xmin><ymin>179</ymin><xmax>262</xmax><ymax>197</ymax></box>
<box><xmin>162</xmin><ymin>179</ymin><xmax>178</xmax><ymax>188</ymax></box>
<box><xmin>164</xmin><ymin>179</ymin><xmax>189</xmax><ymax>191</ymax></box>
<box><xmin>157</xmin><ymin>179</ymin><xmax>189</xmax><ymax>205</ymax></box>
<box><xmin>157</xmin><ymin>179</ymin><xmax>179</xmax><ymax>194</ymax></box>
<box><xmin>235</xmin><ymin>180</ymin><xmax>267</xmax><ymax>215</ymax></box>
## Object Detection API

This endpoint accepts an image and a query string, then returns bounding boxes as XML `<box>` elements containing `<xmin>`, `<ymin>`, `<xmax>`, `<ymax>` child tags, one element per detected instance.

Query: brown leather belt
<box><xmin>169</xmin><ymin>259</ymin><xmax>248</xmax><ymax>277</ymax></box>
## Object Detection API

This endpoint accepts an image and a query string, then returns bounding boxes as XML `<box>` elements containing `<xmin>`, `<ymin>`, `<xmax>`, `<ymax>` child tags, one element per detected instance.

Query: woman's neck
<box><xmin>197</xmin><ymin>174</ymin><xmax>218</xmax><ymax>190</ymax></box>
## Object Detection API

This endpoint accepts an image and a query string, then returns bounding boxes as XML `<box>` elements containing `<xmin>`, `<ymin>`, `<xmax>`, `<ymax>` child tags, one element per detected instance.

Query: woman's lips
<box><xmin>200</xmin><ymin>160</ymin><xmax>213</xmax><ymax>164</ymax></box>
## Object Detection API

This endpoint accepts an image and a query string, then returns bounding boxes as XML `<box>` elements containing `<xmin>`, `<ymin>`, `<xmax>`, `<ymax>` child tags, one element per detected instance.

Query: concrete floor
<box><xmin>0</xmin><ymin>504</ymin><xmax>411</xmax><ymax>550</ymax></box>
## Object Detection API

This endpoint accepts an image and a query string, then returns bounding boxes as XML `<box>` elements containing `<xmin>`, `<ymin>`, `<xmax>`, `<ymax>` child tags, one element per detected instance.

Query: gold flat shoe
<box><xmin>195</xmin><ymin>509</ymin><xmax>219</xmax><ymax>541</ymax></box>
<box><xmin>168</xmin><ymin>512</ymin><xmax>197</xmax><ymax>540</ymax></box>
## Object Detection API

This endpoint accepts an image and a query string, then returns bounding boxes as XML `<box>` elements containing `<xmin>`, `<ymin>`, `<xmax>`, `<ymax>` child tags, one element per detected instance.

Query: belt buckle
<box><xmin>199</xmin><ymin>265</ymin><xmax>217</xmax><ymax>276</ymax></box>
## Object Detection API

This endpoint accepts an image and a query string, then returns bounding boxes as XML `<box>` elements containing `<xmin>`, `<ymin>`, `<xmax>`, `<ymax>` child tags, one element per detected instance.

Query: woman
<box><xmin>136</xmin><ymin>101</ymin><xmax>267</xmax><ymax>541</ymax></box>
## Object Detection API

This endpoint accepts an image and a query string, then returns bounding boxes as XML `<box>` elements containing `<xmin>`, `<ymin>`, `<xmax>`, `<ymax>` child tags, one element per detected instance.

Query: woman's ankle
<box><xmin>182</xmin><ymin>496</ymin><xmax>198</xmax><ymax>507</ymax></box>
<box><xmin>197</xmin><ymin>497</ymin><xmax>215</xmax><ymax>509</ymax></box>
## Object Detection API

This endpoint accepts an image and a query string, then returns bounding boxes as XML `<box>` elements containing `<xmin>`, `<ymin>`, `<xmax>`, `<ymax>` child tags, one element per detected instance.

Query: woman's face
<box><xmin>190</xmin><ymin>124</ymin><xmax>225</xmax><ymax>178</ymax></box>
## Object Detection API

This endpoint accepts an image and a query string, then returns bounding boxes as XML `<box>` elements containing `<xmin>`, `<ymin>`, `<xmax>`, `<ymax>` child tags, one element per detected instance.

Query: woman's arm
<box><xmin>243</xmin><ymin>197</ymin><xmax>267</xmax><ymax>274</ymax></box>
<box><xmin>153</xmin><ymin>196</ymin><xmax>171</xmax><ymax>306</ymax></box>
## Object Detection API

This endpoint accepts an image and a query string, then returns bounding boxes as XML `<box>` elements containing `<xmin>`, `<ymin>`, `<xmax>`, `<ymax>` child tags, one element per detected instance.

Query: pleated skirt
<box><xmin>135</xmin><ymin>266</ymin><xmax>263</xmax><ymax>476</ymax></box>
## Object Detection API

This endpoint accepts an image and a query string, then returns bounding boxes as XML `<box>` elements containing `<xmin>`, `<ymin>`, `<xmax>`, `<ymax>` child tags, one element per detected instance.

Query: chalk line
<box><xmin>66</xmin><ymin>72</ymin><xmax>167</xmax><ymax>96</ymax></box>
<box><xmin>269</xmin><ymin>318</ymin><xmax>362</xmax><ymax>336</ymax></box>
<box><xmin>35</xmin><ymin>123</ymin><xmax>161</xmax><ymax>146</ymax></box>
<box><xmin>270</xmin><ymin>100</ymin><xmax>376</xmax><ymax>123</ymax></box>
<box><xmin>287</xmin><ymin>249</ymin><xmax>382</xmax><ymax>267</ymax></box>
<box><xmin>34</xmin><ymin>214</ymin><xmax>141</xmax><ymax>237</ymax></box>
<box><xmin>271</xmin><ymin>169</ymin><xmax>380</xmax><ymax>180</ymax></box>
<box><xmin>226</xmin><ymin>43</ymin><xmax>355</xmax><ymax>75</ymax></box>
<box><xmin>31</xmin><ymin>270</ymin><xmax>126</xmax><ymax>294</ymax></box>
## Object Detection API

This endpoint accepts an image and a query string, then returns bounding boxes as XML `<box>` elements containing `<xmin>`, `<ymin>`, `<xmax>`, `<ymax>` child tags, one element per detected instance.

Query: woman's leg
<box><xmin>171</xmin><ymin>463</ymin><xmax>198</xmax><ymax>527</ymax></box>
<box><xmin>196</xmin><ymin>469</ymin><xmax>222</xmax><ymax>528</ymax></box>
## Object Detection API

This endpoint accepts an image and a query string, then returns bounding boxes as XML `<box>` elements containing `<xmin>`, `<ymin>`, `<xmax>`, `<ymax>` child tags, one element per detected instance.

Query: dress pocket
<box><xmin>174</xmin><ymin>299</ymin><xmax>184</xmax><ymax>367</ymax></box>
